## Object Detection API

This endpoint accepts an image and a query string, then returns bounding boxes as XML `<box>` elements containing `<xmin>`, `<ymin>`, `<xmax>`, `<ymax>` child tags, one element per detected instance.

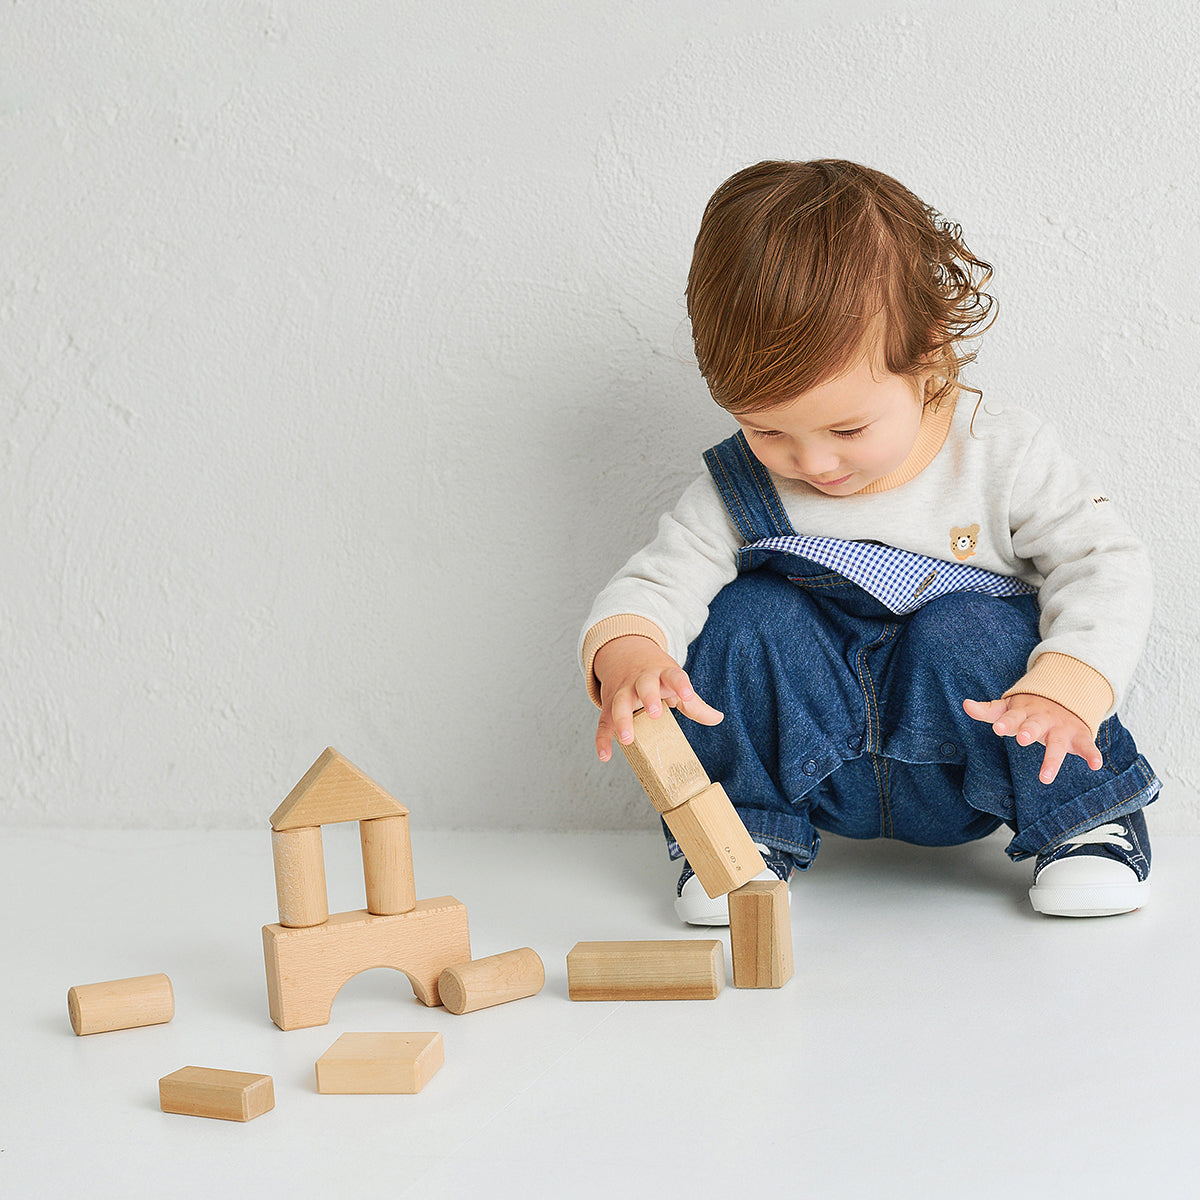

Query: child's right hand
<box><xmin>592</xmin><ymin>635</ymin><xmax>724</xmax><ymax>762</ymax></box>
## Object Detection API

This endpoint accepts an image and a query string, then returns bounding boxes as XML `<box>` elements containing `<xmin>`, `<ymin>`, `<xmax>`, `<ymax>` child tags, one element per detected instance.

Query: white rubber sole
<box><xmin>1028</xmin><ymin>878</ymin><xmax>1150</xmax><ymax>917</ymax></box>
<box><xmin>673</xmin><ymin>898</ymin><xmax>732</xmax><ymax>926</ymax></box>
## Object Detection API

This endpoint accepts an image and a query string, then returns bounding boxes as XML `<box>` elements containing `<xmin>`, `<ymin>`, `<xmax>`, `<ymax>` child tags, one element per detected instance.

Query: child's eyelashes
<box><xmin>746</xmin><ymin>425</ymin><xmax>868</xmax><ymax>440</ymax></box>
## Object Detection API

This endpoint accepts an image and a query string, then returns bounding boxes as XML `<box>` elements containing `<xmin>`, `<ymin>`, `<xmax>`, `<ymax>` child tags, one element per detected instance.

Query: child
<box><xmin>580</xmin><ymin>159</ymin><xmax>1158</xmax><ymax>924</ymax></box>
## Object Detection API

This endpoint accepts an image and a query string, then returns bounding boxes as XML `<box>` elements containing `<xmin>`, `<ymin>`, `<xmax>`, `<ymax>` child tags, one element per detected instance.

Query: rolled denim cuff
<box><xmin>1002</xmin><ymin>753</ymin><xmax>1159</xmax><ymax>861</ymax></box>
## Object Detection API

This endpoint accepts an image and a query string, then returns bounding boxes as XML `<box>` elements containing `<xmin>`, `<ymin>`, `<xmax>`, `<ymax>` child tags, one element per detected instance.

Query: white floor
<box><xmin>4</xmin><ymin>824</ymin><xmax>1199</xmax><ymax>1199</ymax></box>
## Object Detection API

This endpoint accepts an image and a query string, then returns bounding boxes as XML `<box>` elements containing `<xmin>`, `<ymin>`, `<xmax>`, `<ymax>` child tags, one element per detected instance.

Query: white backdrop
<box><xmin>2</xmin><ymin>0</ymin><xmax>1196</xmax><ymax>831</ymax></box>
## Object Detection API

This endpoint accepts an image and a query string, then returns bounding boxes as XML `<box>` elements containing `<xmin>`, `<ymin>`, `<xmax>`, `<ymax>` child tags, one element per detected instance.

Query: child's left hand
<box><xmin>962</xmin><ymin>694</ymin><xmax>1103</xmax><ymax>785</ymax></box>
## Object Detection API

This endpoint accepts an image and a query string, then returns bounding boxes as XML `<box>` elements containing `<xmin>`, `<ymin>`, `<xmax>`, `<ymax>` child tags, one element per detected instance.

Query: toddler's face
<box><xmin>734</xmin><ymin>355</ymin><xmax>927</xmax><ymax>496</ymax></box>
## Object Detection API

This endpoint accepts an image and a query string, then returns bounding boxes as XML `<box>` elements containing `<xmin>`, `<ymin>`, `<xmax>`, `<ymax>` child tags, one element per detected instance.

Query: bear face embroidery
<box><xmin>950</xmin><ymin>524</ymin><xmax>979</xmax><ymax>561</ymax></box>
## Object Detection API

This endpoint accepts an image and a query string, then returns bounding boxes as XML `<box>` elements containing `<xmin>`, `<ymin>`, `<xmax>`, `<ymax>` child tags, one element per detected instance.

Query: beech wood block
<box><xmin>360</xmin><ymin>815</ymin><xmax>416</xmax><ymax>916</ymax></box>
<box><xmin>567</xmin><ymin>940</ymin><xmax>724</xmax><ymax>1001</ymax></box>
<box><xmin>67</xmin><ymin>973</ymin><xmax>174</xmax><ymax>1036</ymax></box>
<box><xmin>159</xmin><ymin>1066</ymin><xmax>275</xmax><ymax>1122</ymax></box>
<box><xmin>315</xmin><ymin>1032</ymin><xmax>444</xmax><ymax>1094</ymax></box>
<box><xmin>438</xmin><ymin>947</ymin><xmax>545</xmax><ymax>1015</ymax></box>
<box><xmin>272</xmin><ymin>825</ymin><xmax>329</xmax><ymax>928</ymax></box>
<box><xmin>262</xmin><ymin>896</ymin><xmax>471</xmax><ymax>1030</ymax></box>
<box><xmin>619</xmin><ymin>707</ymin><xmax>710</xmax><ymax>814</ymax></box>
<box><xmin>271</xmin><ymin>747</ymin><xmax>409</xmax><ymax>831</ymax></box>
<box><xmin>729</xmin><ymin>879</ymin><xmax>794</xmax><ymax>989</ymax></box>
<box><xmin>662</xmin><ymin>783</ymin><xmax>766</xmax><ymax>898</ymax></box>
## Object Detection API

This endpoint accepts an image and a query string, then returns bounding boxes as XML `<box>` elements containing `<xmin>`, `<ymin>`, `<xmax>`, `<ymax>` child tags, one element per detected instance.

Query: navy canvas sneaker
<box><xmin>675</xmin><ymin>844</ymin><xmax>794</xmax><ymax>926</ymax></box>
<box><xmin>1029</xmin><ymin>807</ymin><xmax>1151</xmax><ymax>917</ymax></box>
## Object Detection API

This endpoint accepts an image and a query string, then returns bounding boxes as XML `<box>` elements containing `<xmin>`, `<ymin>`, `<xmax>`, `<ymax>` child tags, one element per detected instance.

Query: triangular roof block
<box><xmin>270</xmin><ymin>747</ymin><xmax>409</xmax><ymax>831</ymax></box>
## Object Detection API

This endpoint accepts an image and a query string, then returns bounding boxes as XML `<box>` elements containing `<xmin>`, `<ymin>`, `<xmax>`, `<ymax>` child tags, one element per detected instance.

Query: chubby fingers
<box><xmin>963</xmin><ymin>696</ymin><xmax>1036</xmax><ymax>739</ymax></box>
<box><xmin>963</xmin><ymin>697</ymin><xmax>1103</xmax><ymax>784</ymax></box>
<box><xmin>596</xmin><ymin>673</ymin><xmax>672</xmax><ymax>761</ymax></box>
<box><xmin>596</xmin><ymin>670</ymin><xmax>722</xmax><ymax>761</ymax></box>
<box><xmin>661</xmin><ymin>667</ymin><xmax>724</xmax><ymax>727</ymax></box>
<box><xmin>1037</xmin><ymin>735</ymin><xmax>1070</xmax><ymax>785</ymax></box>
<box><xmin>962</xmin><ymin>698</ymin><xmax>1007</xmax><ymax>726</ymax></box>
<box><xmin>1037</xmin><ymin>732</ymin><xmax>1102</xmax><ymax>784</ymax></box>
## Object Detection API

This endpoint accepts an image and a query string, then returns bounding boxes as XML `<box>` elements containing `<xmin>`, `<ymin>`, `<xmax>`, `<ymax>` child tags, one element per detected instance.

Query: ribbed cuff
<box><xmin>1002</xmin><ymin>652</ymin><xmax>1116</xmax><ymax>736</ymax></box>
<box><xmin>580</xmin><ymin>615</ymin><xmax>669</xmax><ymax>707</ymax></box>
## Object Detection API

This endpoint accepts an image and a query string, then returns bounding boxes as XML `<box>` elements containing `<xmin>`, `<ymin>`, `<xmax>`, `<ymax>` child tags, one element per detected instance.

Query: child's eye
<box><xmin>833</xmin><ymin>426</ymin><xmax>868</xmax><ymax>440</ymax></box>
<box><xmin>749</xmin><ymin>428</ymin><xmax>783</xmax><ymax>439</ymax></box>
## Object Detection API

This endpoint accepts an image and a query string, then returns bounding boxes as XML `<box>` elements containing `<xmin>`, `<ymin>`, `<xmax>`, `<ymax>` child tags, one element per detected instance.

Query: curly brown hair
<box><xmin>686</xmin><ymin>160</ymin><xmax>995</xmax><ymax>413</ymax></box>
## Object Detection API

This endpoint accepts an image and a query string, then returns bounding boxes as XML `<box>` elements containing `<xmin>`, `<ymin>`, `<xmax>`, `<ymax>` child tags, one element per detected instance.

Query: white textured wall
<box><xmin>3</xmin><ymin>1</ymin><xmax>1197</xmax><ymax>831</ymax></box>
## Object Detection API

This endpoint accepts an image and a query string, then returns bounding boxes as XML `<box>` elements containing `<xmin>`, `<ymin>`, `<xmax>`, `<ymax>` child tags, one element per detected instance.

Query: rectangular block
<box><xmin>567</xmin><ymin>940</ymin><xmax>724</xmax><ymax>1001</ymax></box>
<box><xmin>316</xmin><ymin>1032</ymin><xmax>444</xmax><ymax>1094</ymax></box>
<box><xmin>620</xmin><ymin>707</ymin><xmax>710</xmax><ymax>814</ymax></box>
<box><xmin>159</xmin><ymin>1066</ymin><xmax>275</xmax><ymax>1122</ymax></box>
<box><xmin>729</xmin><ymin>879</ymin><xmax>794</xmax><ymax>988</ymax></box>
<box><xmin>662</xmin><ymin>783</ymin><xmax>766</xmax><ymax>898</ymax></box>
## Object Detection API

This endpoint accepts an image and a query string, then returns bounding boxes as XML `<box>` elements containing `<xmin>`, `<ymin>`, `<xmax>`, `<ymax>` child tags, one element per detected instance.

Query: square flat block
<box><xmin>316</xmin><ymin>1032</ymin><xmax>444</xmax><ymax>1094</ymax></box>
<box><xmin>662</xmin><ymin>783</ymin><xmax>766</xmax><ymax>898</ymax></box>
<box><xmin>729</xmin><ymin>879</ymin><xmax>794</xmax><ymax>989</ymax></box>
<box><xmin>159</xmin><ymin>1066</ymin><xmax>275</xmax><ymax>1122</ymax></box>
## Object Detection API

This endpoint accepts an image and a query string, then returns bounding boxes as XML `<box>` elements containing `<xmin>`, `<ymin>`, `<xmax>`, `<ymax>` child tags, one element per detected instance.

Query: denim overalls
<box><xmin>670</xmin><ymin>432</ymin><xmax>1160</xmax><ymax>869</ymax></box>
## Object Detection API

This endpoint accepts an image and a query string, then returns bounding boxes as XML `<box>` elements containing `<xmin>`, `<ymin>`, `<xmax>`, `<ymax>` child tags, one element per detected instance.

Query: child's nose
<box><xmin>793</xmin><ymin>442</ymin><xmax>839</xmax><ymax>477</ymax></box>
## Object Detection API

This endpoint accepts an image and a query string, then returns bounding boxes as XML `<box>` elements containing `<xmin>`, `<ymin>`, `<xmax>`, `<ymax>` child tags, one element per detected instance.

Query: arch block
<box><xmin>262</xmin><ymin>896</ymin><xmax>470</xmax><ymax>1031</ymax></box>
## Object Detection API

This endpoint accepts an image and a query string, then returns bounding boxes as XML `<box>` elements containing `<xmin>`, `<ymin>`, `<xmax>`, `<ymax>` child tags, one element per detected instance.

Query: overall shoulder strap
<box><xmin>702</xmin><ymin>431</ymin><xmax>796</xmax><ymax>541</ymax></box>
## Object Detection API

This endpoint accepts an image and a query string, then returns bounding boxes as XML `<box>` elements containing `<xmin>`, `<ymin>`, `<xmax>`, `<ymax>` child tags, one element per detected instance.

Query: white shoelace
<box><xmin>1062</xmin><ymin>822</ymin><xmax>1132</xmax><ymax>851</ymax></box>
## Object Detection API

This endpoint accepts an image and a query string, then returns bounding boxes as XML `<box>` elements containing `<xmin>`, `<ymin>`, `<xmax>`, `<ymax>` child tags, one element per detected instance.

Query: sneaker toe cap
<box><xmin>1030</xmin><ymin>854</ymin><xmax>1149</xmax><ymax>917</ymax></box>
<box><xmin>1035</xmin><ymin>855</ymin><xmax>1141</xmax><ymax>888</ymax></box>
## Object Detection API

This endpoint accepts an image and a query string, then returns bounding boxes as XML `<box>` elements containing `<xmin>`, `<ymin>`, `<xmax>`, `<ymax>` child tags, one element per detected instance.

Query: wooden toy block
<box><xmin>159</xmin><ymin>1066</ymin><xmax>275</xmax><ymax>1122</ymax></box>
<box><xmin>619</xmin><ymin>706</ymin><xmax>710</xmax><ymax>814</ymax></box>
<box><xmin>270</xmin><ymin>747</ymin><xmax>409</xmax><ymax>831</ymax></box>
<box><xmin>262</xmin><ymin>896</ymin><xmax>470</xmax><ymax>1030</ymax></box>
<box><xmin>438</xmin><ymin>947</ymin><xmax>545</xmax><ymax>1015</ymax></box>
<box><xmin>662</xmin><ymin>782</ymin><xmax>766</xmax><ymax>898</ymax></box>
<box><xmin>67</xmin><ymin>973</ymin><xmax>174</xmax><ymax>1036</ymax></box>
<box><xmin>272</xmin><ymin>825</ymin><xmax>329</xmax><ymax>928</ymax></box>
<box><xmin>315</xmin><ymin>1032</ymin><xmax>444</xmax><ymax>1094</ymax></box>
<box><xmin>360</xmin><ymin>814</ymin><xmax>416</xmax><ymax>916</ymax></box>
<box><xmin>729</xmin><ymin>879</ymin><xmax>794</xmax><ymax>989</ymax></box>
<box><xmin>567</xmin><ymin>940</ymin><xmax>724</xmax><ymax>1001</ymax></box>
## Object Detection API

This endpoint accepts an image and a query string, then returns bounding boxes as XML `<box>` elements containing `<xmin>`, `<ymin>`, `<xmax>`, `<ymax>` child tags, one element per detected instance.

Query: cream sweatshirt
<box><xmin>579</xmin><ymin>396</ymin><xmax>1152</xmax><ymax>735</ymax></box>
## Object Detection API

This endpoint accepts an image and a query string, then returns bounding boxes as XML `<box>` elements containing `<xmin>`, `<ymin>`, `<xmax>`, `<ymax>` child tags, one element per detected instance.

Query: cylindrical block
<box><xmin>360</xmin><ymin>815</ymin><xmax>415</xmax><ymax>916</ymax></box>
<box><xmin>272</xmin><ymin>826</ymin><xmax>329</xmax><ymax>927</ymax></box>
<box><xmin>67</xmin><ymin>973</ymin><xmax>174</xmax><ymax>1036</ymax></box>
<box><xmin>438</xmin><ymin>948</ymin><xmax>545</xmax><ymax>1015</ymax></box>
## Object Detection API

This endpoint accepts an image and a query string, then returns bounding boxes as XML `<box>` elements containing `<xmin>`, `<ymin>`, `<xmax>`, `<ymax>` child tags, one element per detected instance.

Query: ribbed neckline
<box><xmin>852</xmin><ymin>395</ymin><xmax>958</xmax><ymax>495</ymax></box>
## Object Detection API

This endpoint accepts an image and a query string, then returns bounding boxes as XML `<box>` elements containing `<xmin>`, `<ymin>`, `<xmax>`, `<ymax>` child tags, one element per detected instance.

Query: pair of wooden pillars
<box><xmin>271</xmin><ymin>815</ymin><xmax>415</xmax><ymax>928</ymax></box>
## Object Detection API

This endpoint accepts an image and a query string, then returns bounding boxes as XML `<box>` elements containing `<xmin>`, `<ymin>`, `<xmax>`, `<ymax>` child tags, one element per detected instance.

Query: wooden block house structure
<box><xmin>262</xmin><ymin>748</ymin><xmax>470</xmax><ymax>1031</ymax></box>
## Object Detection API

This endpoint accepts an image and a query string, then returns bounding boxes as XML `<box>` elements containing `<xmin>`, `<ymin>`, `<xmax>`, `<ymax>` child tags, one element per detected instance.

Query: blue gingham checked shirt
<box><xmin>747</xmin><ymin>534</ymin><xmax>1036</xmax><ymax>616</ymax></box>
